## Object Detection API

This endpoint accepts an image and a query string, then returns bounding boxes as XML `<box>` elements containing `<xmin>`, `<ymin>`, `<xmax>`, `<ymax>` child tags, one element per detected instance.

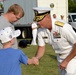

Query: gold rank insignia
<box><xmin>55</xmin><ymin>21</ymin><xmax>64</xmax><ymax>27</ymax></box>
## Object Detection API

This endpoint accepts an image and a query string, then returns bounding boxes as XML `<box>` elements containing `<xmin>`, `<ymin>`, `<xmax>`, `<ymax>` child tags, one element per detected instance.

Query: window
<box><xmin>72</xmin><ymin>15</ymin><xmax>76</xmax><ymax>22</ymax></box>
<box><xmin>68</xmin><ymin>15</ymin><xmax>72</xmax><ymax>22</ymax></box>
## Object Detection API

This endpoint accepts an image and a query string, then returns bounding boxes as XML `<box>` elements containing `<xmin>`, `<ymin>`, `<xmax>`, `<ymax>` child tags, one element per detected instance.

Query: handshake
<box><xmin>28</xmin><ymin>57</ymin><xmax>39</xmax><ymax>65</ymax></box>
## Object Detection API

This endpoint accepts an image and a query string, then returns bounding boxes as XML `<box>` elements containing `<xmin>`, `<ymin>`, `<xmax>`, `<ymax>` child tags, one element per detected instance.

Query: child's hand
<box><xmin>32</xmin><ymin>57</ymin><xmax>39</xmax><ymax>65</ymax></box>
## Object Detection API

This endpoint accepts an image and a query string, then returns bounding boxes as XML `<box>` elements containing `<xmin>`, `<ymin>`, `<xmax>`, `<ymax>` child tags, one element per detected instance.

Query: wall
<box><xmin>37</xmin><ymin>0</ymin><xmax>68</xmax><ymax>21</ymax></box>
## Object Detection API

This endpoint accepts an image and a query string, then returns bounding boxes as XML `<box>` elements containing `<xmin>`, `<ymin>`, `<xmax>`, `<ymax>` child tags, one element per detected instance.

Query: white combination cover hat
<box><xmin>33</xmin><ymin>7</ymin><xmax>52</xmax><ymax>22</ymax></box>
<box><xmin>33</xmin><ymin>7</ymin><xmax>52</xmax><ymax>13</ymax></box>
<box><xmin>0</xmin><ymin>27</ymin><xmax>21</xmax><ymax>43</ymax></box>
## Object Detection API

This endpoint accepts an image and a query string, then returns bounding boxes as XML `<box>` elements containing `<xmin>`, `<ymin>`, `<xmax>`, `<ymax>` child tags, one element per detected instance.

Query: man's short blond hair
<box><xmin>7</xmin><ymin>4</ymin><xmax>24</xmax><ymax>17</ymax></box>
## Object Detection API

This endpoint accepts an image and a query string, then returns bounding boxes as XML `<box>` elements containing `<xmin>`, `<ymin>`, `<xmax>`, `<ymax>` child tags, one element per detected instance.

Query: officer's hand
<box><xmin>60</xmin><ymin>60</ymin><xmax>68</xmax><ymax>69</ymax></box>
<box><xmin>32</xmin><ymin>57</ymin><xmax>39</xmax><ymax>65</ymax></box>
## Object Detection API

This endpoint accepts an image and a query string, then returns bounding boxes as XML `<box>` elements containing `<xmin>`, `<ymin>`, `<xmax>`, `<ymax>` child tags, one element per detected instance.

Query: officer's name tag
<box><xmin>43</xmin><ymin>36</ymin><xmax>48</xmax><ymax>39</ymax></box>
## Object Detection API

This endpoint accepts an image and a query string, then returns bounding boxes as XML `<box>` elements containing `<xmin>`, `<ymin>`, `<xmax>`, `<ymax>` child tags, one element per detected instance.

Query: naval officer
<box><xmin>33</xmin><ymin>7</ymin><xmax>76</xmax><ymax>75</ymax></box>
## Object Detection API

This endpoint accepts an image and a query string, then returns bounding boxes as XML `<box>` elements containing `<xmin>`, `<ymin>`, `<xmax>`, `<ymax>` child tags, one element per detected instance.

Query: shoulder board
<box><xmin>55</xmin><ymin>21</ymin><xmax>64</xmax><ymax>27</ymax></box>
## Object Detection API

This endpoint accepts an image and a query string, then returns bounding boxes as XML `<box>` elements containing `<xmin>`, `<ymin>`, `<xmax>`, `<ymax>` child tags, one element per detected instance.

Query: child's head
<box><xmin>0</xmin><ymin>27</ymin><xmax>21</xmax><ymax>44</ymax></box>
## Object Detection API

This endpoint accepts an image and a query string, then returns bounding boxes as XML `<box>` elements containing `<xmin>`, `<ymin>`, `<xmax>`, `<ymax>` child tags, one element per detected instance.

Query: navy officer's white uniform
<box><xmin>37</xmin><ymin>28</ymin><xmax>51</xmax><ymax>46</ymax></box>
<box><xmin>51</xmin><ymin>18</ymin><xmax>76</xmax><ymax>75</ymax></box>
<box><xmin>33</xmin><ymin>7</ymin><xmax>76</xmax><ymax>75</ymax></box>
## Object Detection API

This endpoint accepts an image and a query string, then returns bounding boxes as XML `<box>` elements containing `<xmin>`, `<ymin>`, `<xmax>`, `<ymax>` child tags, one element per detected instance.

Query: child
<box><xmin>0</xmin><ymin>27</ymin><xmax>39</xmax><ymax>75</ymax></box>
